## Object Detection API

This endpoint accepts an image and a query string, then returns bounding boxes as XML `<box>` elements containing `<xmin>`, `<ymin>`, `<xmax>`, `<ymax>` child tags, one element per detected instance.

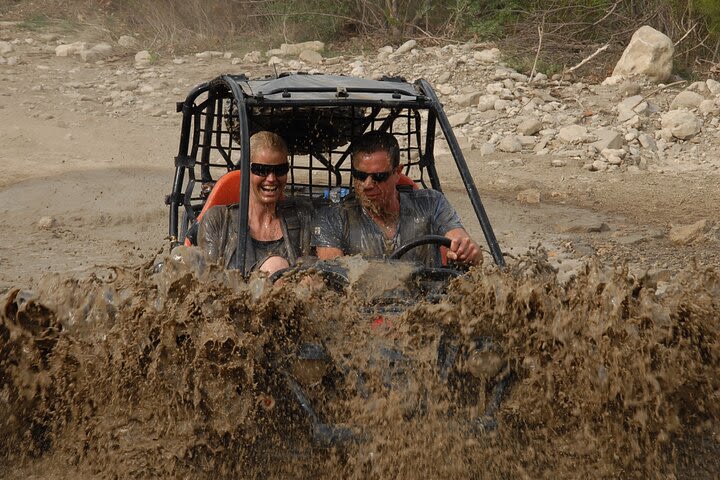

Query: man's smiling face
<box><xmin>352</xmin><ymin>150</ymin><xmax>400</xmax><ymax>217</ymax></box>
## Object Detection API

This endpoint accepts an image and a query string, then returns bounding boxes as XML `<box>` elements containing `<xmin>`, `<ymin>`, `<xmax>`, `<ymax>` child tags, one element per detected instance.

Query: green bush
<box><xmin>695</xmin><ymin>0</ymin><xmax>720</xmax><ymax>35</ymax></box>
<box><xmin>460</xmin><ymin>0</ymin><xmax>521</xmax><ymax>39</ymax></box>
<box><xmin>260</xmin><ymin>0</ymin><xmax>349</xmax><ymax>42</ymax></box>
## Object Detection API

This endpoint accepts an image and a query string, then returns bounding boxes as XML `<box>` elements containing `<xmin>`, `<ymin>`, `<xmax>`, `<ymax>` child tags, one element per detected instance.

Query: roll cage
<box><xmin>166</xmin><ymin>72</ymin><xmax>504</xmax><ymax>273</ymax></box>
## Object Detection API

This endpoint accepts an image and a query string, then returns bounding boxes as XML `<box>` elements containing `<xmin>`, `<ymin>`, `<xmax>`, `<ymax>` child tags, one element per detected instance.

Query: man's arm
<box><xmin>427</xmin><ymin>191</ymin><xmax>480</xmax><ymax>265</ymax></box>
<box><xmin>444</xmin><ymin>227</ymin><xmax>481</xmax><ymax>264</ymax></box>
<box><xmin>311</xmin><ymin>205</ymin><xmax>345</xmax><ymax>259</ymax></box>
<box><xmin>316</xmin><ymin>246</ymin><xmax>343</xmax><ymax>260</ymax></box>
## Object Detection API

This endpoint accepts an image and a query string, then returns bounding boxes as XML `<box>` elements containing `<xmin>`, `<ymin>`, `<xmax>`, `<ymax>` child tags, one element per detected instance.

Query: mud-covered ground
<box><xmin>1</xmin><ymin>21</ymin><xmax>719</xmax><ymax>479</ymax></box>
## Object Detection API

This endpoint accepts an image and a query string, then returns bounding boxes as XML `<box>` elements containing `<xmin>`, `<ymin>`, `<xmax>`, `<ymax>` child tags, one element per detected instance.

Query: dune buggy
<box><xmin>165</xmin><ymin>72</ymin><xmax>509</xmax><ymax>447</ymax></box>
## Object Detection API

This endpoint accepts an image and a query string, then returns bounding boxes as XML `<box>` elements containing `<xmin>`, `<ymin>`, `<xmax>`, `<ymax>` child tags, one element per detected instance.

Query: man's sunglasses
<box><xmin>351</xmin><ymin>168</ymin><xmax>394</xmax><ymax>183</ymax></box>
<box><xmin>250</xmin><ymin>162</ymin><xmax>290</xmax><ymax>177</ymax></box>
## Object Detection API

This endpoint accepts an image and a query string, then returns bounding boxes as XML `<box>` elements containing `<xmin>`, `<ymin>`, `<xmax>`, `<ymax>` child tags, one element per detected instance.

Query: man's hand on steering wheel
<box><xmin>445</xmin><ymin>228</ymin><xmax>481</xmax><ymax>265</ymax></box>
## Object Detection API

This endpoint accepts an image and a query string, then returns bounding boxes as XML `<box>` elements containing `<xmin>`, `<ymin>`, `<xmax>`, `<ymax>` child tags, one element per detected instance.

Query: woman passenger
<box><xmin>197</xmin><ymin>131</ymin><xmax>313</xmax><ymax>275</ymax></box>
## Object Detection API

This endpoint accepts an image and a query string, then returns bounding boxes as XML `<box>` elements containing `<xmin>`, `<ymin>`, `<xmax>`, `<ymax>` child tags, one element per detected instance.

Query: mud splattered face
<box><xmin>250</xmin><ymin>147</ymin><xmax>288</xmax><ymax>207</ymax></box>
<box><xmin>352</xmin><ymin>150</ymin><xmax>401</xmax><ymax>216</ymax></box>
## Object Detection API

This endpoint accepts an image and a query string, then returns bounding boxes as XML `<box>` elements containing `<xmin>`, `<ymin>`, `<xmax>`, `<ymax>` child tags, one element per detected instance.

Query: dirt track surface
<box><xmin>0</xmin><ymin>42</ymin><xmax>717</xmax><ymax>290</ymax></box>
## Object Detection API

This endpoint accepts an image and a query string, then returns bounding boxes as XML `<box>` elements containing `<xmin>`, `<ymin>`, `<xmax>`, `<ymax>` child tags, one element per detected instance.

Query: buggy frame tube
<box><xmin>222</xmin><ymin>76</ymin><xmax>252</xmax><ymax>274</ymax></box>
<box><xmin>169</xmin><ymin>169</ymin><xmax>184</xmax><ymax>243</ymax></box>
<box><xmin>423</xmin><ymin>110</ymin><xmax>442</xmax><ymax>191</ymax></box>
<box><xmin>170</xmin><ymin>82</ymin><xmax>208</xmax><ymax>242</ymax></box>
<box><xmin>418</xmin><ymin>79</ymin><xmax>505</xmax><ymax>267</ymax></box>
<box><xmin>199</xmin><ymin>93</ymin><xmax>217</xmax><ymax>183</ymax></box>
<box><xmin>244</xmin><ymin>98</ymin><xmax>424</xmax><ymax>109</ymax></box>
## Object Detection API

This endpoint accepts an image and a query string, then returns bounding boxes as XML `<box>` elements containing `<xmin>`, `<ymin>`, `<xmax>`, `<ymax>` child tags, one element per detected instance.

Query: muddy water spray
<box><xmin>1</xmin><ymin>250</ymin><xmax>718</xmax><ymax>479</ymax></box>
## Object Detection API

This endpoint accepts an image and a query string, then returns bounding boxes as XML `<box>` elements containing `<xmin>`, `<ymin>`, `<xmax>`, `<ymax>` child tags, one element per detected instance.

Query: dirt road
<box><xmin>1</xmin><ymin>43</ymin><xmax>717</xmax><ymax>291</ymax></box>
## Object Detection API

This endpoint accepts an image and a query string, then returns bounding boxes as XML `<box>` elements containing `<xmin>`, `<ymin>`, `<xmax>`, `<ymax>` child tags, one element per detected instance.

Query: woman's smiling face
<box><xmin>250</xmin><ymin>147</ymin><xmax>288</xmax><ymax>207</ymax></box>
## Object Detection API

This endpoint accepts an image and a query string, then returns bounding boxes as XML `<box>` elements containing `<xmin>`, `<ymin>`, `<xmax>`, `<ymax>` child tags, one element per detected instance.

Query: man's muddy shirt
<box><xmin>311</xmin><ymin>189</ymin><xmax>464</xmax><ymax>266</ymax></box>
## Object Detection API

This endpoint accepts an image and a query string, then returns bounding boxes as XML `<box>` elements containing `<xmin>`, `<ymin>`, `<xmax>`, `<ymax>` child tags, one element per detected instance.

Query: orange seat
<box><xmin>397</xmin><ymin>173</ymin><xmax>419</xmax><ymax>189</ymax></box>
<box><xmin>184</xmin><ymin>170</ymin><xmax>242</xmax><ymax>246</ymax></box>
<box><xmin>198</xmin><ymin>170</ymin><xmax>242</xmax><ymax>220</ymax></box>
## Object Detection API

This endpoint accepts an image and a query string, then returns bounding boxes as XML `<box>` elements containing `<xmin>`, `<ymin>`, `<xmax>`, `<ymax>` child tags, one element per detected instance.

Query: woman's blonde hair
<box><xmin>250</xmin><ymin>131</ymin><xmax>288</xmax><ymax>160</ymax></box>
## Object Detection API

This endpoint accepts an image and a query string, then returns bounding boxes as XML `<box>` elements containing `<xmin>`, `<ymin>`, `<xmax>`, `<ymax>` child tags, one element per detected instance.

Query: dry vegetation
<box><xmin>1</xmin><ymin>0</ymin><xmax>719</xmax><ymax>78</ymax></box>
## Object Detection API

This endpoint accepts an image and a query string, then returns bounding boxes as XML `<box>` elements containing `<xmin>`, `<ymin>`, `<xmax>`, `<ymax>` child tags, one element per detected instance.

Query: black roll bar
<box><xmin>169</xmin><ymin>82</ymin><xmax>208</xmax><ymax>242</ymax></box>
<box><xmin>222</xmin><ymin>75</ymin><xmax>252</xmax><ymax>274</ymax></box>
<box><xmin>417</xmin><ymin>79</ymin><xmax>505</xmax><ymax>267</ymax></box>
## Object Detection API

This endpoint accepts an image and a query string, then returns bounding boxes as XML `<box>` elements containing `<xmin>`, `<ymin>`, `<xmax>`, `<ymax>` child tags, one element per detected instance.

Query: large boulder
<box><xmin>670</xmin><ymin>90</ymin><xmax>705</xmax><ymax>110</ymax></box>
<box><xmin>660</xmin><ymin>110</ymin><xmax>702</xmax><ymax>140</ymax></box>
<box><xmin>280</xmin><ymin>41</ymin><xmax>324</xmax><ymax>56</ymax></box>
<box><xmin>612</xmin><ymin>26</ymin><xmax>673</xmax><ymax>83</ymax></box>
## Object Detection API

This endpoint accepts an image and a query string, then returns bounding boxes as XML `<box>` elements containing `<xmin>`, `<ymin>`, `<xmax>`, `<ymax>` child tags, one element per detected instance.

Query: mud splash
<box><xmin>1</xmin><ymin>250</ymin><xmax>718</xmax><ymax>479</ymax></box>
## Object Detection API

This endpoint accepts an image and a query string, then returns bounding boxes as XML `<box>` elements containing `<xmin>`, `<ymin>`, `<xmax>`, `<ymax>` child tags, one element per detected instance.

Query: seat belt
<box><xmin>278</xmin><ymin>199</ymin><xmax>302</xmax><ymax>265</ymax></box>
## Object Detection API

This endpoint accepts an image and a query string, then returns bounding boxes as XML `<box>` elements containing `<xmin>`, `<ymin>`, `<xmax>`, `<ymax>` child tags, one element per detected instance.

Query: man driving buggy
<box><xmin>197</xmin><ymin>131</ymin><xmax>313</xmax><ymax>274</ymax></box>
<box><xmin>312</xmin><ymin>130</ymin><xmax>480</xmax><ymax>266</ymax></box>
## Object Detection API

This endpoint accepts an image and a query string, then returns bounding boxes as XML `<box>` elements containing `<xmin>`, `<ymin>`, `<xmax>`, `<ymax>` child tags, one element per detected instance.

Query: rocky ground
<box><xmin>0</xmin><ymin>21</ymin><xmax>718</xmax><ymax>292</ymax></box>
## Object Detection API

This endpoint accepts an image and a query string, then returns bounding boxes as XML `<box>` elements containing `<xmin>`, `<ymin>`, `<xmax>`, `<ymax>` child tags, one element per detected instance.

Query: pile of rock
<box><xmin>3</xmin><ymin>20</ymin><xmax>719</xmax><ymax>174</ymax></box>
<box><xmin>241</xmin><ymin>26</ymin><xmax>718</xmax><ymax>174</ymax></box>
<box><xmin>56</xmin><ymin>41</ymin><xmax>114</xmax><ymax>62</ymax></box>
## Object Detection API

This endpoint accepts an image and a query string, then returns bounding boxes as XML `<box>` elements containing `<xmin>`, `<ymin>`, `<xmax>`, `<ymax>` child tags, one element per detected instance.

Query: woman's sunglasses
<box><xmin>250</xmin><ymin>162</ymin><xmax>290</xmax><ymax>177</ymax></box>
<box><xmin>351</xmin><ymin>168</ymin><xmax>394</xmax><ymax>183</ymax></box>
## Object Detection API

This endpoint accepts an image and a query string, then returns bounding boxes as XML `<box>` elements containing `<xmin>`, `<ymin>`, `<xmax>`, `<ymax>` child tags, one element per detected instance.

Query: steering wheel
<box><xmin>388</xmin><ymin>234</ymin><xmax>466</xmax><ymax>294</ymax></box>
<box><xmin>388</xmin><ymin>234</ymin><xmax>452</xmax><ymax>260</ymax></box>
